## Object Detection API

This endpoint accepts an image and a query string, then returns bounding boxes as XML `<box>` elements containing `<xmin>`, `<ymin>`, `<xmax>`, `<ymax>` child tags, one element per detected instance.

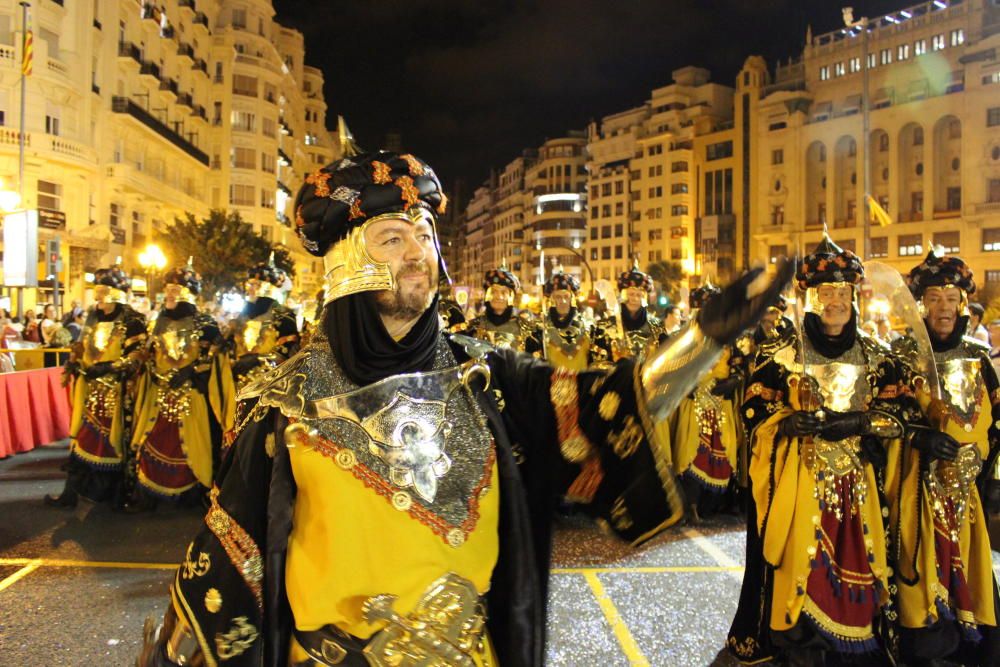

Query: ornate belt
<box><xmin>294</xmin><ymin>573</ymin><xmax>487</xmax><ymax>667</ymax></box>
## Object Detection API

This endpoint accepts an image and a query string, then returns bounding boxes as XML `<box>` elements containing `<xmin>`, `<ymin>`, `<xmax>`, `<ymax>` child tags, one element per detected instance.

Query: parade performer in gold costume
<box><xmin>130</xmin><ymin>264</ymin><xmax>233</xmax><ymax>507</ymax></box>
<box><xmin>889</xmin><ymin>250</ymin><xmax>1000</xmax><ymax>666</ymax></box>
<box><xmin>46</xmin><ymin>266</ymin><xmax>146</xmax><ymax>508</ymax></box>
<box><xmin>540</xmin><ymin>269</ymin><xmax>595</xmax><ymax>371</ymax></box>
<box><xmin>464</xmin><ymin>261</ymin><xmax>542</xmax><ymax>353</ymax></box>
<box><xmin>137</xmin><ymin>149</ymin><xmax>791</xmax><ymax>667</ymax></box>
<box><xmin>594</xmin><ymin>260</ymin><xmax>667</xmax><ymax>362</ymax></box>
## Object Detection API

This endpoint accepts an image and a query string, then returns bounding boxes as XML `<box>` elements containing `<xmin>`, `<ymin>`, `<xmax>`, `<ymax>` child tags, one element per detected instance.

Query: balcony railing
<box><xmin>974</xmin><ymin>201</ymin><xmax>1000</xmax><ymax>214</ymax></box>
<box><xmin>159</xmin><ymin>78</ymin><xmax>179</xmax><ymax>96</ymax></box>
<box><xmin>193</xmin><ymin>12</ymin><xmax>209</xmax><ymax>27</ymax></box>
<box><xmin>110</xmin><ymin>97</ymin><xmax>209</xmax><ymax>166</ymax></box>
<box><xmin>191</xmin><ymin>105</ymin><xmax>207</xmax><ymax>120</ymax></box>
<box><xmin>140</xmin><ymin>61</ymin><xmax>160</xmax><ymax>79</ymax></box>
<box><xmin>933</xmin><ymin>208</ymin><xmax>960</xmax><ymax>219</ymax></box>
<box><xmin>177</xmin><ymin>43</ymin><xmax>194</xmax><ymax>60</ymax></box>
<box><xmin>178</xmin><ymin>0</ymin><xmax>196</xmax><ymax>10</ymax></box>
<box><xmin>117</xmin><ymin>42</ymin><xmax>142</xmax><ymax>65</ymax></box>
<box><xmin>194</xmin><ymin>59</ymin><xmax>208</xmax><ymax>74</ymax></box>
<box><xmin>176</xmin><ymin>92</ymin><xmax>193</xmax><ymax>108</ymax></box>
<box><xmin>140</xmin><ymin>5</ymin><xmax>157</xmax><ymax>21</ymax></box>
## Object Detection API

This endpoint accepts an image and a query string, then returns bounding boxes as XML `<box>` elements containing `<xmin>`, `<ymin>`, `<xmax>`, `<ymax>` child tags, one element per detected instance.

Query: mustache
<box><xmin>395</xmin><ymin>260</ymin><xmax>432</xmax><ymax>280</ymax></box>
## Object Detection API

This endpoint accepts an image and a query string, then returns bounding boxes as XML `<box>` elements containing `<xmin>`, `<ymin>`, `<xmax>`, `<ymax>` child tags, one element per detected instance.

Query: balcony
<box><xmin>190</xmin><ymin>105</ymin><xmax>207</xmax><ymax>121</ymax></box>
<box><xmin>933</xmin><ymin>208</ymin><xmax>960</xmax><ymax>220</ymax></box>
<box><xmin>140</xmin><ymin>4</ymin><xmax>158</xmax><ymax>21</ymax></box>
<box><xmin>898</xmin><ymin>211</ymin><xmax>924</xmax><ymax>223</ymax></box>
<box><xmin>974</xmin><ymin>201</ymin><xmax>1000</xmax><ymax>214</ymax></box>
<box><xmin>176</xmin><ymin>92</ymin><xmax>193</xmax><ymax>108</ymax></box>
<box><xmin>91</xmin><ymin>83</ymin><xmax>100</xmax><ymax>95</ymax></box>
<box><xmin>47</xmin><ymin>58</ymin><xmax>69</xmax><ymax>78</ymax></box>
<box><xmin>139</xmin><ymin>61</ymin><xmax>160</xmax><ymax>80</ymax></box>
<box><xmin>177</xmin><ymin>43</ymin><xmax>194</xmax><ymax>60</ymax></box>
<box><xmin>161</xmin><ymin>25</ymin><xmax>175</xmax><ymax>39</ymax></box>
<box><xmin>93</xmin><ymin>18</ymin><xmax>102</xmax><ymax>30</ymax></box>
<box><xmin>277</xmin><ymin>148</ymin><xmax>291</xmax><ymax>166</ymax></box>
<box><xmin>110</xmin><ymin>97</ymin><xmax>209</xmax><ymax>166</ymax></box>
<box><xmin>117</xmin><ymin>42</ymin><xmax>142</xmax><ymax>66</ymax></box>
<box><xmin>178</xmin><ymin>0</ymin><xmax>196</xmax><ymax>11</ymax></box>
<box><xmin>193</xmin><ymin>58</ymin><xmax>208</xmax><ymax>75</ymax></box>
<box><xmin>193</xmin><ymin>12</ymin><xmax>209</xmax><ymax>28</ymax></box>
<box><xmin>159</xmin><ymin>78</ymin><xmax>179</xmax><ymax>97</ymax></box>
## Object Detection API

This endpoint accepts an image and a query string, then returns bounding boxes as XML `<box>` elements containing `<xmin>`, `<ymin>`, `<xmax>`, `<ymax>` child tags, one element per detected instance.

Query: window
<box><xmin>601</xmin><ymin>183</ymin><xmax>612</xmax><ymax>196</ymax></box>
<box><xmin>648</xmin><ymin>229</ymin><xmax>663</xmax><ymax>241</ymax></box>
<box><xmin>647</xmin><ymin>165</ymin><xmax>662</xmax><ymax>177</ymax></box>
<box><xmin>646</xmin><ymin>144</ymin><xmax>663</xmax><ymax>156</ymax></box>
<box><xmin>849</xmin><ymin>57</ymin><xmax>861</xmax><ymax>73</ymax></box>
<box><xmin>880</xmin><ymin>48</ymin><xmax>892</xmax><ymax>66</ymax></box>
<box><xmin>109</xmin><ymin>202</ymin><xmax>121</xmax><ymax>228</ymax></box>
<box><xmin>871</xmin><ymin>237</ymin><xmax>888</xmax><ymax>258</ymax></box>
<box><xmin>261</xmin><ymin>189</ymin><xmax>275</xmax><ymax>209</ymax></box>
<box><xmin>262</xmin><ymin>117</ymin><xmax>276</xmax><ymax>138</ymax></box>
<box><xmin>614</xmin><ymin>245</ymin><xmax>623</xmax><ymax>259</ymax></box>
<box><xmin>45</xmin><ymin>113</ymin><xmax>60</xmax><ymax>136</ymax></box>
<box><xmin>232</xmin><ymin>8</ymin><xmax>247</xmax><ymax>29</ymax></box>
<box><xmin>648</xmin><ymin>186</ymin><xmax>662</xmax><ymax>198</ymax></box>
<box><xmin>898</xmin><ymin>44</ymin><xmax>910</xmax><ymax>60</ymax></box>
<box><xmin>867</xmin><ymin>53</ymin><xmax>877</xmax><ymax>69</ymax></box>
<box><xmin>601</xmin><ymin>247</ymin><xmax>611</xmax><ymax>260</ymax></box>
<box><xmin>879</xmin><ymin>133</ymin><xmax>889</xmax><ymax>151</ymax></box>
<box><xmin>913</xmin><ymin>127</ymin><xmax>924</xmax><ymax>145</ymax></box>
<box><xmin>915</xmin><ymin>39</ymin><xmax>927</xmax><ymax>56</ymax></box>
<box><xmin>229</xmin><ymin>184</ymin><xmax>255</xmax><ymax>206</ymax></box>
<box><xmin>231</xmin><ymin>110</ymin><xmax>256</xmax><ymax>132</ymax></box>
<box><xmin>835</xmin><ymin>62</ymin><xmax>846</xmax><ymax>77</ymax></box>
<box><xmin>988</xmin><ymin>107</ymin><xmax>1000</xmax><ymax>128</ymax></box>
<box><xmin>615</xmin><ymin>180</ymin><xmax>624</xmax><ymax>195</ymax></box>
<box><xmin>671</xmin><ymin>205</ymin><xmax>688</xmax><ymax>216</ymax></box>
<box><xmin>590</xmin><ymin>207</ymin><xmax>599</xmax><ymax>220</ymax></box>
<box><xmin>986</xmin><ymin>270</ymin><xmax>1000</xmax><ymax>289</ymax></box>
<box><xmin>230</xmin><ymin>146</ymin><xmax>255</xmax><ymax>169</ymax></box>
<box><xmin>37</xmin><ymin>180</ymin><xmax>61</xmax><ymax>210</ymax></box>
<box><xmin>771</xmin><ymin>205</ymin><xmax>784</xmax><ymax>226</ymax></box>
<box><xmin>946</xmin><ymin>187</ymin><xmax>961</xmax><ymax>211</ymax></box>
<box><xmin>671</xmin><ymin>161</ymin><xmax>688</xmax><ymax>173</ymax></box>
<box><xmin>820</xmin><ymin>66</ymin><xmax>830</xmax><ymax>81</ymax></box>
<box><xmin>984</xmin><ymin>228</ymin><xmax>1000</xmax><ymax>252</ymax></box>
<box><xmin>932</xmin><ymin>34</ymin><xmax>946</xmax><ymax>51</ymax></box>
<box><xmin>261</xmin><ymin>153</ymin><xmax>276</xmax><ymax>174</ymax></box>
<box><xmin>706</xmin><ymin>141</ymin><xmax>733</xmax><ymax>161</ymax></box>
<box><xmin>601</xmin><ymin>225</ymin><xmax>611</xmax><ymax>239</ymax></box>
<box><xmin>614</xmin><ymin>224</ymin><xmax>623</xmax><ymax>236</ymax></box>
<box><xmin>601</xmin><ymin>204</ymin><xmax>611</xmax><ymax>217</ymax></box>
<box><xmin>848</xmin><ymin>139</ymin><xmax>857</xmax><ymax>157</ymax></box>
<box><xmin>614</xmin><ymin>202</ymin><xmax>623</xmax><ymax>216</ymax></box>
<box><xmin>590</xmin><ymin>224</ymin><xmax>598</xmax><ymax>238</ymax></box>
<box><xmin>950</xmin><ymin>29</ymin><xmax>965</xmax><ymax>46</ymax></box>
<box><xmin>933</xmin><ymin>231</ymin><xmax>960</xmax><ymax>254</ymax></box>
<box><xmin>769</xmin><ymin>148</ymin><xmax>784</xmax><ymax>165</ymax></box>
<box><xmin>899</xmin><ymin>233</ymin><xmax>923</xmax><ymax>256</ymax></box>
<box><xmin>232</xmin><ymin>74</ymin><xmax>257</xmax><ymax>97</ymax></box>
<box><xmin>671</xmin><ymin>249</ymin><xmax>682</xmax><ymax>260</ymax></box>
<box><xmin>988</xmin><ymin>178</ymin><xmax>1000</xmax><ymax>203</ymax></box>
<box><xmin>590</xmin><ymin>185</ymin><xmax>599</xmax><ymax>199</ymax></box>
<box><xmin>768</xmin><ymin>245</ymin><xmax>787</xmax><ymax>264</ymax></box>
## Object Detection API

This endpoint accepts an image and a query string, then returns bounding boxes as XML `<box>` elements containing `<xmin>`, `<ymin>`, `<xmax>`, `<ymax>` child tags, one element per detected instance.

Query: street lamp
<box><xmin>138</xmin><ymin>243</ymin><xmax>167</xmax><ymax>305</ymax></box>
<box><xmin>843</xmin><ymin>6</ymin><xmax>871</xmax><ymax>259</ymax></box>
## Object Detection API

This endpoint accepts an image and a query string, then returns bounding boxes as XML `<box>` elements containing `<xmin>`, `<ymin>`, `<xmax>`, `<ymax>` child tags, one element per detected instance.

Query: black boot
<box><xmin>44</xmin><ymin>487</ymin><xmax>78</xmax><ymax>508</ymax></box>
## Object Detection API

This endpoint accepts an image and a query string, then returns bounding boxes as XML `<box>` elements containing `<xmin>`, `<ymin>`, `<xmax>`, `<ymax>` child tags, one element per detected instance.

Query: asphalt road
<box><xmin>7</xmin><ymin>442</ymin><xmax>988</xmax><ymax>666</ymax></box>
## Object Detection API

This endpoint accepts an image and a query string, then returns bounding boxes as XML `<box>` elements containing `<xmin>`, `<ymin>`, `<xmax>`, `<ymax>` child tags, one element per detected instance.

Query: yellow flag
<box><xmin>867</xmin><ymin>195</ymin><xmax>892</xmax><ymax>227</ymax></box>
<box><xmin>21</xmin><ymin>14</ymin><xmax>32</xmax><ymax>77</ymax></box>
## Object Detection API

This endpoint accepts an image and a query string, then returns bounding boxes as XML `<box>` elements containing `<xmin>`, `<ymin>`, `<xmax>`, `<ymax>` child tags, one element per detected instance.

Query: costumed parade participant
<box><xmin>732</xmin><ymin>235</ymin><xmax>918</xmax><ymax>666</ymax></box>
<box><xmin>541</xmin><ymin>268</ymin><xmax>595</xmax><ymax>371</ymax></box>
<box><xmin>229</xmin><ymin>257</ymin><xmax>300</xmax><ymax>392</ymax></box>
<box><xmin>130</xmin><ymin>263</ymin><xmax>233</xmax><ymax>508</ymax></box>
<box><xmin>464</xmin><ymin>260</ymin><xmax>542</xmax><ymax>354</ymax></box>
<box><xmin>594</xmin><ymin>260</ymin><xmax>667</xmax><ymax>362</ymax></box>
<box><xmin>672</xmin><ymin>280</ymin><xmax>742</xmax><ymax>520</ymax></box>
<box><xmin>888</xmin><ymin>250</ymin><xmax>1000</xmax><ymax>667</ymax></box>
<box><xmin>45</xmin><ymin>266</ymin><xmax>147</xmax><ymax>508</ymax></box>
<box><xmin>137</xmin><ymin>149</ymin><xmax>791</xmax><ymax>667</ymax></box>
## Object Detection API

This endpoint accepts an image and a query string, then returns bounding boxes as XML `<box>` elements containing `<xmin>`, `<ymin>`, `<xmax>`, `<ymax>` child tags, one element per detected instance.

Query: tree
<box><xmin>157</xmin><ymin>210</ymin><xmax>296</xmax><ymax>301</ymax></box>
<box><xmin>646</xmin><ymin>260</ymin><xmax>686</xmax><ymax>304</ymax></box>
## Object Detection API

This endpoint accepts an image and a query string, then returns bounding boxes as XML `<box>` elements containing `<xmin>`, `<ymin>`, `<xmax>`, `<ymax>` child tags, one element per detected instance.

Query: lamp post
<box><xmin>137</xmin><ymin>243</ymin><xmax>167</xmax><ymax>307</ymax></box>
<box><xmin>843</xmin><ymin>6</ymin><xmax>871</xmax><ymax>259</ymax></box>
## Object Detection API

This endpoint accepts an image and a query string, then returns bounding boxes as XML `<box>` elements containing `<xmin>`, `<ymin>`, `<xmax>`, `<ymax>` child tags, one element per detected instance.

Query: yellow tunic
<box><xmin>886</xmin><ymin>385</ymin><xmax>996</xmax><ymax>630</ymax></box>
<box><xmin>284</xmin><ymin>440</ymin><xmax>501</xmax><ymax>640</ymax></box>
<box><xmin>673</xmin><ymin>349</ymin><xmax>738</xmax><ymax>482</ymax></box>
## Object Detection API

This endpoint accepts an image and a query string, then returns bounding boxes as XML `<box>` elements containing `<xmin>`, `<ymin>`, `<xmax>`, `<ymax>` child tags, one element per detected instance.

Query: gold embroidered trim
<box><xmin>551</xmin><ymin>368</ymin><xmax>596</xmax><ymax>463</ymax></box>
<box><xmin>633</xmin><ymin>363</ymin><xmax>685</xmax><ymax>530</ymax></box>
<box><xmin>745</xmin><ymin>382</ymin><xmax>783</xmax><ymax>402</ymax></box>
<box><xmin>214</xmin><ymin>616</ymin><xmax>258</xmax><ymax>660</ymax></box>
<box><xmin>205</xmin><ymin>487</ymin><xmax>263</xmax><ymax>611</ymax></box>
<box><xmin>800</xmin><ymin>595</ymin><xmax>877</xmax><ymax>641</ymax></box>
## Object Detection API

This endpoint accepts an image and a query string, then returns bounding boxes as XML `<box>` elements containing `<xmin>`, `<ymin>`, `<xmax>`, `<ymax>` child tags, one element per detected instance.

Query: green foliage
<box><xmin>158</xmin><ymin>209</ymin><xmax>295</xmax><ymax>301</ymax></box>
<box><xmin>645</xmin><ymin>260</ymin><xmax>685</xmax><ymax>304</ymax></box>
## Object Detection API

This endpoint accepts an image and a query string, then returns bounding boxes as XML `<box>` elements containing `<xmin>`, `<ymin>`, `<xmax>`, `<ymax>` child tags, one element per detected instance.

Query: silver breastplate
<box><xmin>935</xmin><ymin>348</ymin><xmax>985</xmax><ymax>421</ymax></box>
<box><xmin>804</xmin><ymin>337</ymin><xmax>872</xmax><ymax>413</ymax></box>
<box><xmin>250</xmin><ymin>337</ymin><xmax>495</xmax><ymax>544</ymax></box>
<box><xmin>152</xmin><ymin>316</ymin><xmax>201</xmax><ymax>365</ymax></box>
<box><xmin>544</xmin><ymin>316</ymin><xmax>589</xmax><ymax>356</ymax></box>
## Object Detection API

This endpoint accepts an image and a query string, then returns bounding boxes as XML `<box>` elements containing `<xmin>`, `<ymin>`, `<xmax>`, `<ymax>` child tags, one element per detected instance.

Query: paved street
<box><xmin>5</xmin><ymin>443</ymin><xmax>995</xmax><ymax>666</ymax></box>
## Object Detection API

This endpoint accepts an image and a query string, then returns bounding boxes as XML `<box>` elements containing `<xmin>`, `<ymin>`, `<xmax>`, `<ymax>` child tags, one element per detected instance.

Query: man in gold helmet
<box><xmin>45</xmin><ymin>266</ymin><xmax>147</xmax><ymax>508</ymax></box>
<box><xmin>464</xmin><ymin>261</ymin><xmax>541</xmax><ymax>354</ymax></box>
<box><xmin>138</xmin><ymin>149</ymin><xmax>792</xmax><ymax>667</ymax></box>
<box><xmin>129</xmin><ymin>264</ymin><xmax>233</xmax><ymax>510</ymax></box>
<box><xmin>888</xmin><ymin>250</ymin><xmax>1000</xmax><ymax>666</ymax></box>
<box><xmin>228</xmin><ymin>257</ymin><xmax>299</xmax><ymax>392</ymax></box>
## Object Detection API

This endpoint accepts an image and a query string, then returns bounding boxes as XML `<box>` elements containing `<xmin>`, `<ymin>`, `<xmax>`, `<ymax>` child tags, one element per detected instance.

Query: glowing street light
<box><xmin>0</xmin><ymin>178</ymin><xmax>21</xmax><ymax>213</ymax></box>
<box><xmin>138</xmin><ymin>243</ymin><xmax>168</xmax><ymax>304</ymax></box>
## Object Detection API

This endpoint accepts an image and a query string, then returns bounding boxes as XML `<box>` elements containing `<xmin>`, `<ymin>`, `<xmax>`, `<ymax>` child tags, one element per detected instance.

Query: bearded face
<box><xmin>365</xmin><ymin>215</ymin><xmax>440</xmax><ymax>322</ymax></box>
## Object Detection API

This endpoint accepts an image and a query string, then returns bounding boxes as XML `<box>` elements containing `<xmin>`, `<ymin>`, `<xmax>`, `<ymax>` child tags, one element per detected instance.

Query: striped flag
<box><xmin>867</xmin><ymin>195</ymin><xmax>893</xmax><ymax>227</ymax></box>
<box><xmin>21</xmin><ymin>9</ymin><xmax>32</xmax><ymax>76</ymax></box>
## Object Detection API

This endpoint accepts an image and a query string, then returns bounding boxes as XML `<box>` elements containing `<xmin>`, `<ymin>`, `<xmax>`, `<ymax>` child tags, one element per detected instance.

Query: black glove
<box><xmin>82</xmin><ymin>361</ymin><xmax>115</xmax><ymax>379</ymax></box>
<box><xmin>909</xmin><ymin>427</ymin><xmax>959</xmax><ymax>462</ymax></box>
<box><xmin>698</xmin><ymin>259</ymin><xmax>795</xmax><ymax>346</ymax></box>
<box><xmin>231</xmin><ymin>354</ymin><xmax>260</xmax><ymax>378</ymax></box>
<box><xmin>779</xmin><ymin>411</ymin><xmax>823</xmax><ymax>438</ymax></box>
<box><xmin>63</xmin><ymin>360</ymin><xmax>81</xmax><ymax>377</ymax></box>
<box><xmin>858</xmin><ymin>434</ymin><xmax>887</xmax><ymax>468</ymax></box>
<box><xmin>819</xmin><ymin>411</ymin><xmax>870</xmax><ymax>442</ymax></box>
<box><xmin>710</xmin><ymin>375</ymin><xmax>741</xmax><ymax>398</ymax></box>
<box><xmin>168</xmin><ymin>364</ymin><xmax>197</xmax><ymax>390</ymax></box>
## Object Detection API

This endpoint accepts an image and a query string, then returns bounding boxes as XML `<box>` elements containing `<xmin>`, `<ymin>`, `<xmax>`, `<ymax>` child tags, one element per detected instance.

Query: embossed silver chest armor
<box><xmin>242</xmin><ymin>334</ymin><xmax>495</xmax><ymax>539</ymax></box>
<box><xmin>151</xmin><ymin>315</ymin><xmax>201</xmax><ymax>369</ymax></box>
<box><xmin>934</xmin><ymin>346</ymin><xmax>985</xmax><ymax>424</ymax></box>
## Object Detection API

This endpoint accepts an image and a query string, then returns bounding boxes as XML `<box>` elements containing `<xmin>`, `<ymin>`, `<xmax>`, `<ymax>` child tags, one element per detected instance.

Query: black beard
<box><xmin>374</xmin><ymin>261</ymin><xmax>435</xmax><ymax>320</ymax></box>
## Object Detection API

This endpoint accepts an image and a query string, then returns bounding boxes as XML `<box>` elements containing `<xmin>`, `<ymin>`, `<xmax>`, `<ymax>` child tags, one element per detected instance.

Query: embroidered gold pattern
<box><xmin>400</xmin><ymin>154</ymin><xmax>425</xmax><ymax>176</ymax></box>
<box><xmin>205</xmin><ymin>487</ymin><xmax>263</xmax><ymax>610</ymax></box>
<box><xmin>204</xmin><ymin>588</ymin><xmax>222</xmax><ymax>613</ymax></box>
<box><xmin>305</xmin><ymin>170</ymin><xmax>332</xmax><ymax>198</ymax></box>
<box><xmin>214</xmin><ymin>616</ymin><xmax>258</xmax><ymax>660</ymax></box>
<box><xmin>608</xmin><ymin>414</ymin><xmax>643</xmax><ymax>459</ymax></box>
<box><xmin>395</xmin><ymin>175</ymin><xmax>420</xmax><ymax>211</ymax></box>
<box><xmin>372</xmin><ymin>160</ymin><xmax>392</xmax><ymax>184</ymax></box>
<box><xmin>348</xmin><ymin>197</ymin><xmax>364</xmax><ymax>221</ymax></box>
<box><xmin>610</xmin><ymin>496</ymin><xmax>634</xmax><ymax>530</ymax></box>
<box><xmin>599</xmin><ymin>391</ymin><xmax>621</xmax><ymax>421</ymax></box>
<box><xmin>551</xmin><ymin>368</ymin><xmax>596</xmax><ymax>464</ymax></box>
<box><xmin>746</xmin><ymin>382</ymin><xmax>783</xmax><ymax>402</ymax></box>
<box><xmin>181</xmin><ymin>544</ymin><xmax>211</xmax><ymax>580</ymax></box>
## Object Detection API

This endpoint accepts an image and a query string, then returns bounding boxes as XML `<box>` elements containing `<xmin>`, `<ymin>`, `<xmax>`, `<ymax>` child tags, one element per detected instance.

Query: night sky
<box><xmin>274</xmin><ymin>0</ymin><xmax>910</xmax><ymax>202</ymax></box>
